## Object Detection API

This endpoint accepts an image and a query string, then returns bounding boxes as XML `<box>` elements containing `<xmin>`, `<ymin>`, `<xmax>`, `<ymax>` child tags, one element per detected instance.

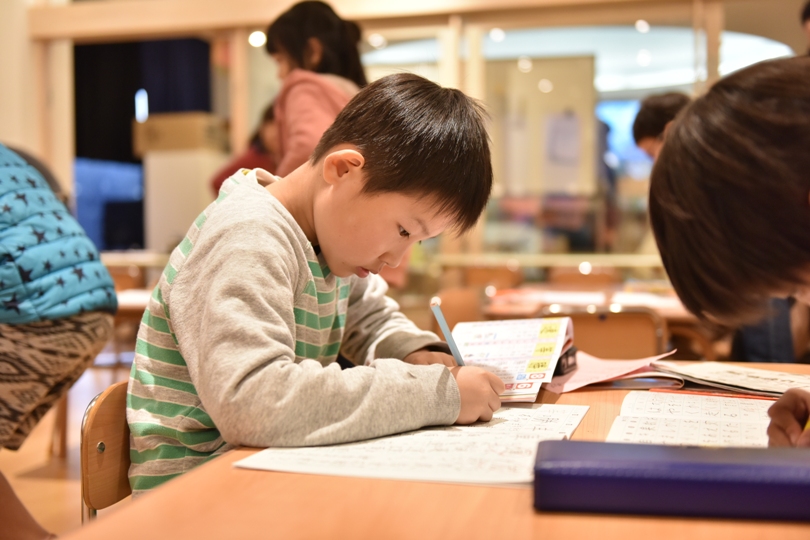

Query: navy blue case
<box><xmin>534</xmin><ymin>440</ymin><xmax>810</xmax><ymax>521</ymax></box>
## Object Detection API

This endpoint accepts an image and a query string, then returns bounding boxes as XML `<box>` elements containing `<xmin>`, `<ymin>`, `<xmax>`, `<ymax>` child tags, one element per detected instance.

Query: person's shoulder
<box><xmin>279</xmin><ymin>70</ymin><xmax>358</xmax><ymax>100</ymax></box>
<box><xmin>203</xmin><ymin>170</ymin><xmax>308</xmax><ymax>252</ymax></box>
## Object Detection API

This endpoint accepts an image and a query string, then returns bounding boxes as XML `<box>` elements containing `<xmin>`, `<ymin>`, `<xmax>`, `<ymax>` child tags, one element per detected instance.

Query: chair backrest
<box><xmin>431</xmin><ymin>287</ymin><xmax>484</xmax><ymax>334</ymax></box>
<box><xmin>81</xmin><ymin>381</ymin><xmax>131</xmax><ymax>517</ymax></box>
<box><xmin>542</xmin><ymin>306</ymin><xmax>666</xmax><ymax>359</ymax></box>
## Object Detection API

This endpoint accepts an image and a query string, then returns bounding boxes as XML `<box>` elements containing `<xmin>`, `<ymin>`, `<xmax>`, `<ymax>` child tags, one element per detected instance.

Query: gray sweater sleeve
<box><xmin>167</xmin><ymin>195</ymin><xmax>460</xmax><ymax>448</ymax></box>
<box><xmin>339</xmin><ymin>273</ymin><xmax>452</xmax><ymax>365</ymax></box>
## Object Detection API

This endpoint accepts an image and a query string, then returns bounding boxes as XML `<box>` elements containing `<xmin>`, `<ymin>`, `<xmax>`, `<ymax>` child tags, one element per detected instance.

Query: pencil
<box><xmin>429</xmin><ymin>297</ymin><xmax>465</xmax><ymax>366</ymax></box>
<box><xmin>649</xmin><ymin>388</ymin><xmax>777</xmax><ymax>401</ymax></box>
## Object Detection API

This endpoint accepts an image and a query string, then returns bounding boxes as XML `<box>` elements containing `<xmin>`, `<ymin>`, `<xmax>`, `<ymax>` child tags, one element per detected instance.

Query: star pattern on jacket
<box><xmin>2</xmin><ymin>293</ymin><xmax>21</xmax><ymax>314</ymax></box>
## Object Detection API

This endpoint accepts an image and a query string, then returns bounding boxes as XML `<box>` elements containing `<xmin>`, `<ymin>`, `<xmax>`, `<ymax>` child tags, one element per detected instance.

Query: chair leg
<box><xmin>50</xmin><ymin>394</ymin><xmax>68</xmax><ymax>459</ymax></box>
<box><xmin>81</xmin><ymin>498</ymin><xmax>97</xmax><ymax>523</ymax></box>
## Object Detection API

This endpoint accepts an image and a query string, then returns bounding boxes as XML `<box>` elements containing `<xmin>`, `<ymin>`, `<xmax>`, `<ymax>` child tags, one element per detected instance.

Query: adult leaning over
<box><xmin>0</xmin><ymin>143</ymin><xmax>117</xmax><ymax>539</ymax></box>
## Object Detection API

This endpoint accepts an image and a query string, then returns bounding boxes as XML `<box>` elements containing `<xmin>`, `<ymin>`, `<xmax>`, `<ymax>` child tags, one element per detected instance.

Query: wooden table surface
<box><xmin>65</xmin><ymin>363</ymin><xmax>810</xmax><ymax>540</ymax></box>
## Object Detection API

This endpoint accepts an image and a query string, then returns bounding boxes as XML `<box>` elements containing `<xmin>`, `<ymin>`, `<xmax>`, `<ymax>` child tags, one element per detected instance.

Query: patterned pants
<box><xmin>0</xmin><ymin>311</ymin><xmax>113</xmax><ymax>450</ymax></box>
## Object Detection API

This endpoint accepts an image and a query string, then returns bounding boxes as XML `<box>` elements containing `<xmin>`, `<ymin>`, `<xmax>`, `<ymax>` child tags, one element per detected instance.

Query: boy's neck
<box><xmin>265</xmin><ymin>164</ymin><xmax>319</xmax><ymax>245</ymax></box>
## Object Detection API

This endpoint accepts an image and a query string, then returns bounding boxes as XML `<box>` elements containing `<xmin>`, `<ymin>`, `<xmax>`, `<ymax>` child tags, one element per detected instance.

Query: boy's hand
<box><xmin>767</xmin><ymin>388</ymin><xmax>810</xmax><ymax>447</ymax></box>
<box><xmin>449</xmin><ymin>366</ymin><xmax>505</xmax><ymax>424</ymax></box>
<box><xmin>403</xmin><ymin>349</ymin><xmax>457</xmax><ymax>367</ymax></box>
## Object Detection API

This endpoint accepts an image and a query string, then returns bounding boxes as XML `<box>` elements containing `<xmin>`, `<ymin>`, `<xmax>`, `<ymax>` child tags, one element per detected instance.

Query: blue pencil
<box><xmin>429</xmin><ymin>298</ymin><xmax>466</xmax><ymax>366</ymax></box>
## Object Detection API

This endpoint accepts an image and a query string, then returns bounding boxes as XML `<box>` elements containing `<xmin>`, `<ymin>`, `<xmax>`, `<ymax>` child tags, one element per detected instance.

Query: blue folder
<box><xmin>534</xmin><ymin>440</ymin><xmax>810</xmax><ymax>521</ymax></box>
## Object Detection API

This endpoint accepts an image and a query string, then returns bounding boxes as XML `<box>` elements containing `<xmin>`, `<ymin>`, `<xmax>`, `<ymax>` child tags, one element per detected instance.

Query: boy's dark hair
<box><xmin>266</xmin><ymin>1</ymin><xmax>367</xmax><ymax>89</ymax></box>
<box><xmin>312</xmin><ymin>73</ymin><xmax>492</xmax><ymax>234</ymax></box>
<box><xmin>649</xmin><ymin>56</ymin><xmax>810</xmax><ymax>325</ymax></box>
<box><xmin>803</xmin><ymin>1</ymin><xmax>810</xmax><ymax>23</ymax></box>
<box><xmin>632</xmin><ymin>92</ymin><xmax>691</xmax><ymax>144</ymax></box>
<box><xmin>249</xmin><ymin>101</ymin><xmax>276</xmax><ymax>149</ymax></box>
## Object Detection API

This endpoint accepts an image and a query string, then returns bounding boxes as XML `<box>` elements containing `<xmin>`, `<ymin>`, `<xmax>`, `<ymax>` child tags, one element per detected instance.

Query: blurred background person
<box><xmin>210</xmin><ymin>102</ymin><xmax>279</xmax><ymax>197</ymax></box>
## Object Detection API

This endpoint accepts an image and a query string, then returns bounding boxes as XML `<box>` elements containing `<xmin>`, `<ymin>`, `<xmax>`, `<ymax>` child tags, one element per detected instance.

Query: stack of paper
<box><xmin>606</xmin><ymin>391</ymin><xmax>773</xmax><ymax>447</ymax></box>
<box><xmin>234</xmin><ymin>404</ymin><xmax>589</xmax><ymax>485</ymax></box>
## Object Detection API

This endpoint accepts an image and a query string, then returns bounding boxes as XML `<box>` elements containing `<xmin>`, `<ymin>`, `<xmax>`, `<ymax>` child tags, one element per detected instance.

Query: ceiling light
<box><xmin>489</xmin><ymin>28</ymin><xmax>506</xmax><ymax>42</ymax></box>
<box><xmin>517</xmin><ymin>56</ymin><xmax>533</xmax><ymax>73</ymax></box>
<box><xmin>635</xmin><ymin>20</ymin><xmax>651</xmax><ymax>34</ymax></box>
<box><xmin>248</xmin><ymin>31</ymin><xmax>267</xmax><ymax>48</ymax></box>
<box><xmin>368</xmin><ymin>33</ymin><xmax>387</xmax><ymax>49</ymax></box>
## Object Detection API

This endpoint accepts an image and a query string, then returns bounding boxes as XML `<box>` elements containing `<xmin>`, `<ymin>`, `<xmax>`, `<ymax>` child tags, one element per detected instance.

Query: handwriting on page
<box><xmin>606</xmin><ymin>391</ymin><xmax>770</xmax><ymax>447</ymax></box>
<box><xmin>234</xmin><ymin>405</ymin><xmax>589</xmax><ymax>485</ymax></box>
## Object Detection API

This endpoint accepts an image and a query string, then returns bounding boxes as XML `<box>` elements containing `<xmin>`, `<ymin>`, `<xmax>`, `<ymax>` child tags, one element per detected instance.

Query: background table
<box><xmin>65</xmin><ymin>363</ymin><xmax>810</xmax><ymax>540</ymax></box>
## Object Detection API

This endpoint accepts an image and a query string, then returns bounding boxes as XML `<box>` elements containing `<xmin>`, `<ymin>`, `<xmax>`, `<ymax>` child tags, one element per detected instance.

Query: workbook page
<box><xmin>235</xmin><ymin>404</ymin><xmax>588</xmax><ymax>485</ymax></box>
<box><xmin>606</xmin><ymin>391</ymin><xmax>773</xmax><ymax>447</ymax></box>
<box><xmin>653</xmin><ymin>361</ymin><xmax>810</xmax><ymax>396</ymax></box>
<box><xmin>452</xmin><ymin>318</ymin><xmax>572</xmax><ymax>402</ymax></box>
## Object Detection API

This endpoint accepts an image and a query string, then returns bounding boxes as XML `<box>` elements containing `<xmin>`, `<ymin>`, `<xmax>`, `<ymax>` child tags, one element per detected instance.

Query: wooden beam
<box><xmin>28</xmin><ymin>0</ymin><xmax>681</xmax><ymax>43</ymax></box>
<box><xmin>228</xmin><ymin>28</ymin><xmax>250</xmax><ymax>156</ymax></box>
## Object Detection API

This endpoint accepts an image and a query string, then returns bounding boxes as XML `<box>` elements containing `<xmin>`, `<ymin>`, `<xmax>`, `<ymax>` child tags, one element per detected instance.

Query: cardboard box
<box><xmin>133</xmin><ymin>112</ymin><xmax>227</xmax><ymax>157</ymax></box>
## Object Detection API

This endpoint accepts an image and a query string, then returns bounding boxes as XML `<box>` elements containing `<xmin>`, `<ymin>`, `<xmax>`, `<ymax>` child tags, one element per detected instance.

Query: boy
<box><xmin>127</xmin><ymin>73</ymin><xmax>504</xmax><ymax>493</ymax></box>
<box><xmin>647</xmin><ymin>56</ymin><xmax>810</xmax><ymax>447</ymax></box>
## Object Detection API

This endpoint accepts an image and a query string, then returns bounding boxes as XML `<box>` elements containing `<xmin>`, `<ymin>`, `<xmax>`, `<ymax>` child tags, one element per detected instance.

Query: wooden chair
<box><xmin>81</xmin><ymin>381</ymin><xmax>131</xmax><ymax>523</ymax></box>
<box><xmin>542</xmin><ymin>306</ymin><xmax>666</xmax><ymax>359</ymax></box>
<box><xmin>431</xmin><ymin>287</ymin><xmax>485</xmax><ymax>334</ymax></box>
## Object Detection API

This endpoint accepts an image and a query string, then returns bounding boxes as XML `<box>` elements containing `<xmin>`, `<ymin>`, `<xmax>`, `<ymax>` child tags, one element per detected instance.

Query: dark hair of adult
<box><xmin>312</xmin><ymin>73</ymin><xmax>492</xmax><ymax>234</ymax></box>
<box><xmin>632</xmin><ymin>92</ymin><xmax>691</xmax><ymax>144</ymax></box>
<box><xmin>802</xmin><ymin>1</ymin><xmax>810</xmax><ymax>23</ymax></box>
<box><xmin>265</xmin><ymin>1</ymin><xmax>367</xmax><ymax>89</ymax></box>
<box><xmin>649</xmin><ymin>56</ymin><xmax>810</xmax><ymax>326</ymax></box>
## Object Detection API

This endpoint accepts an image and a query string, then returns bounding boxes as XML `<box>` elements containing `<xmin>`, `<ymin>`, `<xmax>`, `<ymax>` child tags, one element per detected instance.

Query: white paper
<box><xmin>544</xmin><ymin>351</ymin><xmax>675</xmax><ymax>393</ymax></box>
<box><xmin>234</xmin><ymin>404</ymin><xmax>589</xmax><ymax>485</ymax></box>
<box><xmin>653</xmin><ymin>361</ymin><xmax>810</xmax><ymax>396</ymax></box>
<box><xmin>452</xmin><ymin>318</ymin><xmax>573</xmax><ymax>402</ymax></box>
<box><xmin>606</xmin><ymin>391</ymin><xmax>772</xmax><ymax>447</ymax></box>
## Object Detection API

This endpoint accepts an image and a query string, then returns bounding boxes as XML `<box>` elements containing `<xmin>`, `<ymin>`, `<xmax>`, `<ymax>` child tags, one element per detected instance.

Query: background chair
<box><xmin>541</xmin><ymin>305</ymin><xmax>666</xmax><ymax>359</ymax></box>
<box><xmin>81</xmin><ymin>380</ymin><xmax>131</xmax><ymax>523</ymax></box>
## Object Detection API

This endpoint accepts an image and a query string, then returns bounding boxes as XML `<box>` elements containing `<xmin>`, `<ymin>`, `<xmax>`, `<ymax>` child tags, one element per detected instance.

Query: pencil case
<box><xmin>534</xmin><ymin>440</ymin><xmax>810</xmax><ymax>521</ymax></box>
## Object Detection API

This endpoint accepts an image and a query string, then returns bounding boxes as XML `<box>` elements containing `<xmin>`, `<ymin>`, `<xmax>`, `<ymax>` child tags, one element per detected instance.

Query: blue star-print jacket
<box><xmin>0</xmin><ymin>144</ymin><xmax>117</xmax><ymax>324</ymax></box>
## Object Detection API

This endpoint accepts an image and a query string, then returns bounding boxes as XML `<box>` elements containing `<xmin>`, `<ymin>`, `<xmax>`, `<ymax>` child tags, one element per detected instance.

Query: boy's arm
<box><xmin>168</xmin><ymin>204</ymin><xmax>460</xmax><ymax>448</ymax></box>
<box><xmin>339</xmin><ymin>274</ymin><xmax>451</xmax><ymax>365</ymax></box>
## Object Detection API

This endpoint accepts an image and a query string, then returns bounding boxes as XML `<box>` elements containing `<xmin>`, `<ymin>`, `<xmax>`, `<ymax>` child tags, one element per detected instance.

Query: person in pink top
<box><xmin>265</xmin><ymin>1</ymin><xmax>410</xmax><ymax>290</ymax></box>
<box><xmin>265</xmin><ymin>1</ymin><xmax>366</xmax><ymax>177</ymax></box>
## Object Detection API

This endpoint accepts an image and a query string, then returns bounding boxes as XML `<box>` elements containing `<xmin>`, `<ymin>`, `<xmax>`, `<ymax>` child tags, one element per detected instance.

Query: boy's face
<box><xmin>313</xmin><ymin>175</ymin><xmax>452</xmax><ymax>280</ymax></box>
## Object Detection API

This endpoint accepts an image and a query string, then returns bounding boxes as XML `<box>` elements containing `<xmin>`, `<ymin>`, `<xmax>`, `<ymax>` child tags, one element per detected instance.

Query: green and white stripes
<box><xmin>127</xmin><ymin>170</ymin><xmax>350</xmax><ymax>494</ymax></box>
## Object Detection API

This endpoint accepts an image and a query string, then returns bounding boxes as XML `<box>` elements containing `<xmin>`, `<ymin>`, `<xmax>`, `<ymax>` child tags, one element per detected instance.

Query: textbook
<box><xmin>534</xmin><ymin>440</ymin><xmax>810</xmax><ymax>521</ymax></box>
<box><xmin>651</xmin><ymin>361</ymin><xmax>810</xmax><ymax>397</ymax></box>
<box><xmin>452</xmin><ymin>317</ymin><xmax>574</xmax><ymax>402</ymax></box>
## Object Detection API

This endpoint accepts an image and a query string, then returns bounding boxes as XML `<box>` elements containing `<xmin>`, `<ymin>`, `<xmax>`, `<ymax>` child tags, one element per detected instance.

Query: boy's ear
<box><xmin>321</xmin><ymin>149</ymin><xmax>365</xmax><ymax>186</ymax></box>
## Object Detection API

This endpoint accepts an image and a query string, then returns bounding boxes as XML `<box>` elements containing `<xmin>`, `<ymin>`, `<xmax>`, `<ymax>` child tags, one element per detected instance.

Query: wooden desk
<box><xmin>65</xmin><ymin>363</ymin><xmax>810</xmax><ymax>540</ymax></box>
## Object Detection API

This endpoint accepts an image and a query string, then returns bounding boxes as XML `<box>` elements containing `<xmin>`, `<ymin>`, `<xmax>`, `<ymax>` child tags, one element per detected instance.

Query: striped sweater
<box><xmin>127</xmin><ymin>169</ymin><xmax>460</xmax><ymax>494</ymax></box>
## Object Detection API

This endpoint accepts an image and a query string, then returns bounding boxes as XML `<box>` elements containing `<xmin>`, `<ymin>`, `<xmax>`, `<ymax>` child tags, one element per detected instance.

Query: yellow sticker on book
<box><xmin>526</xmin><ymin>359</ymin><xmax>550</xmax><ymax>372</ymax></box>
<box><xmin>533</xmin><ymin>343</ymin><xmax>556</xmax><ymax>356</ymax></box>
<box><xmin>539</xmin><ymin>323</ymin><xmax>561</xmax><ymax>336</ymax></box>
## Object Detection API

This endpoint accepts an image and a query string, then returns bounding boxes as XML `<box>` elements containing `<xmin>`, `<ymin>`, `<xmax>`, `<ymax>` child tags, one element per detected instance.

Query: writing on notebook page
<box><xmin>234</xmin><ymin>404</ymin><xmax>588</xmax><ymax>485</ymax></box>
<box><xmin>606</xmin><ymin>391</ymin><xmax>772</xmax><ymax>447</ymax></box>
